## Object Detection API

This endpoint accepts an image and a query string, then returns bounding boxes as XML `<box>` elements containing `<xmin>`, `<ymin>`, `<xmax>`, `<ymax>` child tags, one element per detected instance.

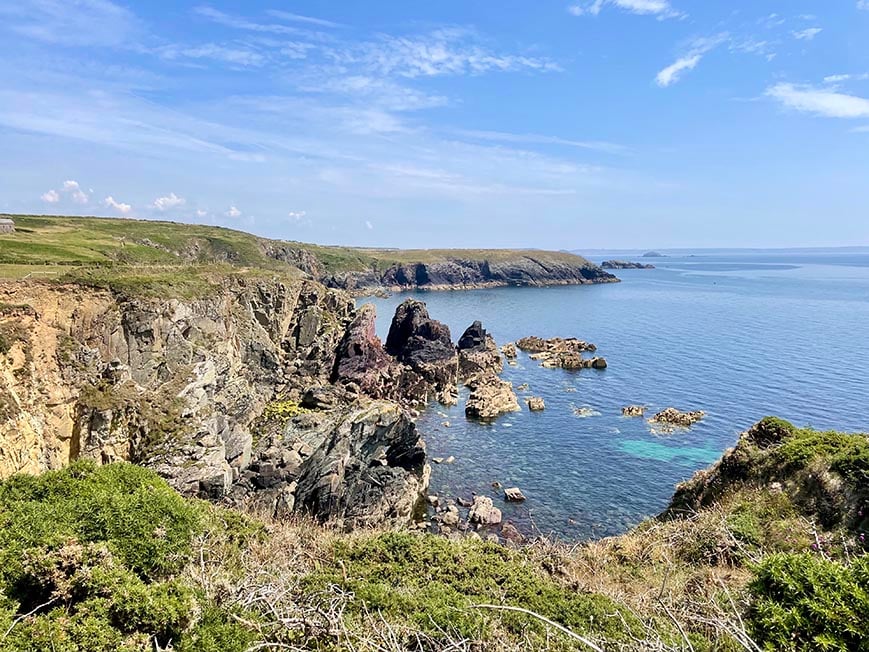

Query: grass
<box><xmin>0</xmin><ymin>214</ymin><xmax>601</xmax><ymax>282</ymax></box>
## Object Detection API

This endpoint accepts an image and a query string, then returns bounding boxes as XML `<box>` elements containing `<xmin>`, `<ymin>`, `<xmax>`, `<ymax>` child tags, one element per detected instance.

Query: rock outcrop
<box><xmin>331</xmin><ymin>304</ymin><xmax>426</xmax><ymax>406</ymax></box>
<box><xmin>516</xmin><ymin>336</ymin><xmax>605</xmax><ymax>370</ymax></box>
<box><xmin>526</xmin><ymin>397</ymin><xmax>545</xmax><ymax>411</ymax></box>
<box><xmin>457</xmin><ymin>321</ymin><xmax>503</xmax><ymax>381</ymax></box>
<box><xmin>469</xmin><ymin>495</ymin><xmax>502</xmax><ymax>525</ymax></box>
<box><xmin>601</xmin><ymin>260</ymin><xmax>655</xmax><ymax>270</ymax></box>
<box><xmin>622</xmin><ymin>405</ymin><xmax>646</xmax><ymax>417</ymax></box>
<box><xmin>385</xmin><ymin>300</ymin><xmax>458</xmax><ymax>404</ymax></box>
<box><xmin>464</xmin><ymin>374</ymin><xmax>520</xmax><ymax>421</ymax></box>
<box><xmin>650</xmin><ymin>407</ymin><xmax>706</xmax><ymax>428</ymax></box>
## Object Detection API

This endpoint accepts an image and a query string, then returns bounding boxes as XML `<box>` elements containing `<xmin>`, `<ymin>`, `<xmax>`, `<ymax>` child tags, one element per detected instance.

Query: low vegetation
<box><xmin>0</xmin><ymin>419</ymin><xmax>866</xmax><ymax>651</ymax></box>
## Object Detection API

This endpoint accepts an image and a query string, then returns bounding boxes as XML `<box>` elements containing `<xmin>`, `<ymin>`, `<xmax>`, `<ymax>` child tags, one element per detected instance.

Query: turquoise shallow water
<box><xmin>366</xmin><ymin>250</ymin><xmax>869</xmax><ymax>540</ymax></box>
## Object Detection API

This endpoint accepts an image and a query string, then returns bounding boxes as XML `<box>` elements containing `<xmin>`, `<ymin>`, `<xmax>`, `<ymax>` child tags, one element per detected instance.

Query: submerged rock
<box><xmin>650</xmin><ymin>407</ymin><xmax>706</xmax><ymax>428</ymax></box>
<box><xmin>464</xmin><ymin>373</ymin><xmax>521</xmax><ymax>421</ymax></box>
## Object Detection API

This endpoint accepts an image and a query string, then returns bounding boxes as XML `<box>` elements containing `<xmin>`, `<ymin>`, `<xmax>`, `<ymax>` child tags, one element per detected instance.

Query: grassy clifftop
<box><xmin>0</xmin><ymin>214</ymin><xmax>610</xmax><ymax>295</ymax></box>
<box><xmin>1</xmin><ymin>418</ymin><xmax>867</xmax><ymax>651</ymax></box>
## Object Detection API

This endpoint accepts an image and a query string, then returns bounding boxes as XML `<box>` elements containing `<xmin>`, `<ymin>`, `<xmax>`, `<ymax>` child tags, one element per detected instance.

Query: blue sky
<box><xmin>1</xmin><ymin>1</ymin><xmax>868</xmax><ymax>248</ymax></box>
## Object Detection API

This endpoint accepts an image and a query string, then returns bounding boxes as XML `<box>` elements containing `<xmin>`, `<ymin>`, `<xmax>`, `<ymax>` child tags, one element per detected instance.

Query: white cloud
<box><xmin>568</xmin><ymin>0</ymin><xmax>683</xmax><ymax>19</ymax></box>
<box><xmin>0</xmin><ymin>0</ymin><xmax>139</xmax><ymax>47</ymax></box>
<box><xmin>226</xmin><ymin>206</ymin><xmax>241</xmax><ymax>218</ymax></box>
<box><xmin>365</xmin><ymin>220</ymin><xmax>373</xmax><ymax>230</ymax></box>
<box><xmin>859</xmin><ymin>1</ymin><xmax>869</xmax><ymax>10</ymax></box>
<box><xmin>61</xmin><ymin>179</ymin><xmax>89</xmax><ymax>203</ymax></box>
<box><xmin>152</xmin><ymin>192</ymin><xmax>186</xmax><ymax>211</ymax></box>
<box><xmin>656</xmin><ymin>54</ymin><xmax>701</xmax><ymax>87</ymax></box>
<box><xmin>793</xmin><ymin>27</ymin><xmax>823</xmax><ymax>41</ymax></box>
<box><xmin>196</xmin><ymin>209</ymin><xmax>208</xmax><ymax>218</ymax></box>
<box><xmin>41</xmin><ymin>189</ymin><xmax>59</xmax><ymax>203</ymax></box>
<box><xmin>288</xmin><ymin>210</ymin><xmax>307</xmax><ymax>221</ymax></box>
<box><xmin>104</xmin><ymin>196</ymin><xmax>132</xmax><ymax>214</ymax></box>
<box><xmin>766</xmin><ymin>83</ymin><xmax>869</xmax><ymax>119</ymax></box>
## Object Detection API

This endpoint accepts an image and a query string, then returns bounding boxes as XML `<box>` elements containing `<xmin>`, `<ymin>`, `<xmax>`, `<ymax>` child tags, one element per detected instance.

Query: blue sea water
<box><xmin>365</xmin><ymin>250</ymin><xmax>869</xmax><ymax>540</ymax></box>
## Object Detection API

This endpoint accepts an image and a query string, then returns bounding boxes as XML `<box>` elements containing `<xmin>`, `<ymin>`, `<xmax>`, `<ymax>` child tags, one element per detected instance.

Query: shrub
<box><xmin>748</xmin><ymin>553</ymin><xmax>869</xmax><ymax>651</ymax></box>
<box><xmin>303</xmin><ymin>531</ymin><xmax>643</xmax><ymax>645</ymax></box>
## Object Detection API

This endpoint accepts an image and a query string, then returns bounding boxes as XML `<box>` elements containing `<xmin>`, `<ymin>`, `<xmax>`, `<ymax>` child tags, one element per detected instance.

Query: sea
<box><xmin>364</xmin><ymin>249</ymin><xmax>869</xmax><ymax>540</ymax></box>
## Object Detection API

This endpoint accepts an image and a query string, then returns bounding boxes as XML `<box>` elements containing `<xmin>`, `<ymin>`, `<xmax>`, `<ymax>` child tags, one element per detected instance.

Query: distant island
<box><xmin>642</xmin><ymin>251</ymin><xmax>666</xmax><ymax>258</ymax></box>
<box><xmin>601</xmin><ymin>260</ymin><xmax>655</xmax><ymax>270</ymax></box>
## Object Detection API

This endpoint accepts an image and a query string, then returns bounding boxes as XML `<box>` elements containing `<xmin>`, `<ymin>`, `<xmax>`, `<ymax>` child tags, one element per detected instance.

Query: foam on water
<box><xmin>366</xmin><ymin>251</ymin><xmax>869</xmax><ymax>539</ymax></box>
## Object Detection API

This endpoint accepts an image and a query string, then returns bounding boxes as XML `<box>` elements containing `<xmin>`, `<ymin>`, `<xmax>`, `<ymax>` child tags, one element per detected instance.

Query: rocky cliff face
<box><xmin>319</xmin><ymin>254</ymin><xmax>618</xmax><ymax>294</ymax></box>
<box><xmin>0</xmin><ymin>278</ymin><xmax>430</xmax><ymax>527</ymax></box>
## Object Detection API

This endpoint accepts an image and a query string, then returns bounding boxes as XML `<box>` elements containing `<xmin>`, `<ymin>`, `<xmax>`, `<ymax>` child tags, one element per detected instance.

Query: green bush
<box><xmin>748</xmin><ymin>553</ymin><xmax>869</xmax><ymax>651</ymax></box>
<box><xmin>0</xmin><ymin>460</ymin><xmax>201</xmax><ymax>584</ymax></box>
<box><xmin>304</xmin><ymin>531</ymin><xmax>644</xmax><ymax>644</ymax></box>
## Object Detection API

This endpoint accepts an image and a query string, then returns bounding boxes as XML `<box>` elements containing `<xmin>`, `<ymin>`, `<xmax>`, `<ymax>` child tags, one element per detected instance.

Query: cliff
<box><xmin>0</xmin><ymin>274</ymin><xmax>433</xmax><ymax>528</ymax></box>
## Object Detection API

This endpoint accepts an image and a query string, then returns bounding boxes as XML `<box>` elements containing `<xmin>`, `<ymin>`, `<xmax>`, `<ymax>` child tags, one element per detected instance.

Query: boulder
<box><xmin>501</xmin><ymin>522</ymin><xmax>525</xmax><ymax>545</ymax></box>
<box><xmin>504</xmin><ymin>487</ymin><xmax>526</xmax><ymax>502</ymax></box>
<box><xmin>457</xmin><ymin>321</ymin><xmax>503</xmax><ymax>380</ymax></box>
<box><xmin>465</xmin><ymin>373</ymin><xmax>521</xmax><ymax>421</ymax></box>
<box><xmin>650</xmin><ymin>407</ymin><xmax>706</xmax><ymax>428</ymax></box>
<box><xmin>468</xmin><ymin>495</ymin><xmax>502</xmax><ymax>526</ymax></box>
<box><xmin>622</xmin><ymin>405</ymin><xmax>646</xmax><ymax>418</ymax></box>
<box><xmin>441</xmin><ymin>505</ymin><xmax>460</xmax><ymax>526</ymax></box>
<box><xmin>501</xmin><ymin>343</ymin><xmax>518</xmax><ymax>359</ymax></box>
<box><xmin>517</xmin><ymin>336</ymin><xmax>604</xmax><ymax>370</ymax></box>
<box><xmin>526</xmin><ymin>397</ymin><xmax>545</xmax><ymax>412</ymax></box>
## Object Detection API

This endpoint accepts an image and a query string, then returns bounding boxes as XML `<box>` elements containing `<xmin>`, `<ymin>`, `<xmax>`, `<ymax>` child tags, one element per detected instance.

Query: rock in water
<box><xmin>457</xmin><ymin>320</ymin><xmax>503</xmax><ymax>380</ymax></box>
<box><xmin>464</xmin><ymin>373</ymin><xmax>521</xmax><ymax>421</ymax></box>
<box><xmin>650</xmin><ymin>407</ymin><xmax>706</xmax><ymax>428</ymax></box>
<box><xmin>501</xmin><ymin>342</ymin><xmax>518</xmax><ymax>359</ymax></box>
<box><xmin>504</xmin><ymin>487</ymin><xmax>526</xmax><ymax>502</ymax></box>
<box><xmin>622</xmin><ymin>405</ymin><xmax>646</xmax><ymax>417</ymax></box>
<box><xmin>601</xmin><ymin>260</ymin><xmax>655</xmax><ymax>270</ymax></box>
<box><xmin>526</xmin><ymin>397</ymin><xmax>545</xmax><ymax>411</ymax></box>
<box><xmin>385</xmin><ymin>299</ymin><xmax>458</xmax><ymax>404</ymax></box>
<box><xmin>469</xmin><ymin>495</ymin><xmax>502</xmax><ymax>525</ymax></box>
<box><xmin>516</xmin><ymin>336</ymin><xmax>605</xmax><ymax>370</ymax></box>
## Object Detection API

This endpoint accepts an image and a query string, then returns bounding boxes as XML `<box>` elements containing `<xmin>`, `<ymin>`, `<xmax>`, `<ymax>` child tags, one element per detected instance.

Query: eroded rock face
<box><xmin>465</xmin><ymin>373</ymin><xmax>520</xmax><ymax>421</ymax></box>
<box><xmin>457</xmin><ymin>321</ymin><xmax>503</xmax><ymax>381</ymax></box>
<box><xmin>385</xmin><ymin>300</ymin><xmax>458</xmax><ymax>403</ymax></box>
<box><xmin>289</xmin><ymin>401</ymin><xmax>429</xmax><ymax>529</ymax></box>
<box><xmin>331</xmin><ymin>304</ymin><xmax>425</xmax><ymax>406</ymax></box>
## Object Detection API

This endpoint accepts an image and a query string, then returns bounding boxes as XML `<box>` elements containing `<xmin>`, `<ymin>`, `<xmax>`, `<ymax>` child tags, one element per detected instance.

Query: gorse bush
<box><xmin>748</xmin><ymin>553</ymin><xmax>869</xmax><ymax>651</ymax></box>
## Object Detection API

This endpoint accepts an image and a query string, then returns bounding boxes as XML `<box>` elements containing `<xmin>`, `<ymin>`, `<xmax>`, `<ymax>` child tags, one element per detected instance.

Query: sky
<box><xmin>0</xmin><ymin>1</ymin><xmax>868</xmax><ymax>249</ymax></box>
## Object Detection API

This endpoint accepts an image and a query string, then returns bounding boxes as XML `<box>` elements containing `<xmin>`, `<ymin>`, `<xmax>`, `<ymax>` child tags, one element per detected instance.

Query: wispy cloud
<box><xmin>656</xmin><ymin>34</ymin><xmax>729</xmax><ymax>87</ymax></box>
<box><xmin>0</xmin><ymin>0</ymin><xmax>139</xmax><ymax>47</ymax></box>
<box><xmin>226</xmin><ymin>206</ymin><xmax>242</xmax><ymax>218</ymax></box>
<box><xmin>452</xmin><ymin>129</ymin><xmax>628</xmax><ymax>154</ymax></box>
<box><xmin>766</xmin><ymin>83</ymin><xmax>869</xmax><ymax>118</ymax></box>
<box><xmin>63</xmin><ymin>180</ymin><xmax>90</xmax><ymax>204</ymax></box>
<box><xmin>568</xmin><ymin>0</ymin><xmax>684</xmax><ymax>19</ymax></box>
<box><xmin>824</xmin><ymin>73</ymin><xmax>869</xmax><ymax>84</ymax></box>
<box><xmin>265</xmin><ymin>10</ymin><xmax>343</xmax><ymax>29</ymax></box>
<box><xmin>792</xmin><ymin>27</ymin><xmax>823</xmax><ymax>41</ymax></box>
<box><xmin>158</xmin><ymin>43</ymin><xmax>268</xmax><ymax>67</ymax></box>
<box><xmin>859</xmin><ymin>1</ymin><xmax>869</xmax><ymax>10</ymax></box>
<box><xmin>104</xmin><ymin>195</ymin><xmax>132</xmax><ymax>214</ymax></box>
<box><xmin>41</xmin><ymin>189</ymin><xmax>59</xmax><ymax>203</ymax></box>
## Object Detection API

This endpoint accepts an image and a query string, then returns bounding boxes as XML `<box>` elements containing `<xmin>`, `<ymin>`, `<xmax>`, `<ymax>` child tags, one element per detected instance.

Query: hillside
<box><xmin>0</xmin><ymin>214</ymin><xmax>616</xmax><ymax>295</ymax></box>
<box><xmin>0</xmin><ymin>417</ymin><xmax>866</xmax><ymax>651</ymax></box>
